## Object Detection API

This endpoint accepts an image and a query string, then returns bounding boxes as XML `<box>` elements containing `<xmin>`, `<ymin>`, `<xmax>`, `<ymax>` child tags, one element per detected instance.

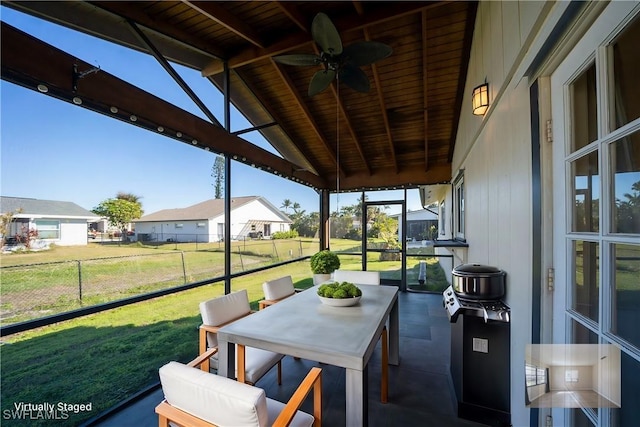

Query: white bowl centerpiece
<box><xmin>317</xmin><ymin>281</ymin><xmax>362</xmax><ymax>307</ymax></box>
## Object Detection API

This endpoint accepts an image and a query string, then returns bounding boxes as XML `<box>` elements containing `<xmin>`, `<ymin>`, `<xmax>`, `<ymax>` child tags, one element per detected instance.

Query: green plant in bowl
<box><xmin>317</xmin><ymin>281</ymin><xmax>362</xmax><ymax>299</ymax></box>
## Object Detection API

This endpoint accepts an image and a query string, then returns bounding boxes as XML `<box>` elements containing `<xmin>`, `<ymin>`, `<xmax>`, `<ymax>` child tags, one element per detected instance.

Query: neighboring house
<box><xmin>133</xmin><ymin>196</ymin><xmax>291</xmax><ymax>243</ymax></box>
<box><xmin>0</xmin><ymin>196</ymin><xmax>100</xmax><ymax>246</ymax></box>
<box><xmin>391</xmin><ymin>208</ymin><xmax>438</xmax><ymax>242</ymax></box>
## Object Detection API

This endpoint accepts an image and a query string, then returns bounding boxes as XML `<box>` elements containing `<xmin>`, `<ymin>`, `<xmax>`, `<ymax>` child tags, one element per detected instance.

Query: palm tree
<box><xmin>281</xmin><ymin>199</ymin><xmax>292</xmax><ymax>213</ymax></box>
<box><xmin>116</xmin><ymin>192</ymin><xmax>142</xmax><ymax>204</ymax></box>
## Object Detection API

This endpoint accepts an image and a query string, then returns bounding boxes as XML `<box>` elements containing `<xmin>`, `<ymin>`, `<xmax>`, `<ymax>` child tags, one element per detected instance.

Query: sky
<box><xmin>0</xmin><ymin>6</ymin><xmax>424</xmax><ymax>216</ymax></box>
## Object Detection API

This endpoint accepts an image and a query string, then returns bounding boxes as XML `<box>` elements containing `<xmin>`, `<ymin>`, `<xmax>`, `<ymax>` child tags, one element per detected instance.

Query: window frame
<box><xmin>453</xmin><ymin>172</ymin><xmax>465</xmax><ymax>241</ymax></box>
<box><xmin>34</xmin><ymin>219</ymin><xmax>60</xmax><ymax>239</ymax></box>
<box><xmin>525</xmin><ymin>362</ymin><xmax>548</xmax><ymax>387</ymax></box>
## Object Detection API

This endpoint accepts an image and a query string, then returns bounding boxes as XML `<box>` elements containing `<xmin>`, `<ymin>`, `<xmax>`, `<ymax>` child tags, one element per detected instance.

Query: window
<box><xmin>196</xmin><ymin>223</ymin><xmax>205</xmax><ymax>228</ymax></box>
<box><xmin>174</xmin><ymin>223</ymin><xmax>183</xmax><ymax>229</ymax></box>
<box><xmin>537</xmin><ymin>368</ymin><xmax>547</xmax><ymax>385</ymax></box>
<box><xmin>453</xmin><ymin>172</ymin><xmax>465</xmax><ymax>240</ymax></box>
<box><xmin>571</xmin><ymin>240</ymin><xmax>599</xmax><ymax>322</ymax></box>
<box><xmin>565</xmin><ymin>369</ymin><xmax>579</xmax><ymax>383</ymax></box>
<box><xmin>610</xmin><ymin>133</ymin><xmax>640</xmax><ymax>234</ymax></box>
<box><xmin>561</xmin><ymin>15</ymin><xmax>640</xmax><ymax>351</ymax></box>
<box><xmin>525</xmin><ymin>363</ymin><xmax>547</xmax><ymax>387</ymax></box>
<box><xmin>35</xmin><ymin>220</ymin><xmax>60</xmax><ymax>239</ymax></box>
<box><xmin>571</xmin><ymin>150</ymin><xmax>599</xmax><ymax>233</ymax></box>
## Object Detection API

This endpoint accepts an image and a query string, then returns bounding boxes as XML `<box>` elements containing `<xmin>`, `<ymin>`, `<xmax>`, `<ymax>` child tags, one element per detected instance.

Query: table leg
<box><xmin>345</xmin><ymin>365</ymin><xmax>368</xmax><ymax>427</ymax></box>
<box><xmin>217</xmin><ymin>340</ymin><xmax>235</xmax><ymax>379</ymax></box>
<box><xmin>237</xmin><ymin>344</ymin><xmax>246</xmax><ymax>383</ymax></box>
<box><xmin>389</xmin><ymin>299</ymin><xmax>399</xmax><ymax>365</ymax></box>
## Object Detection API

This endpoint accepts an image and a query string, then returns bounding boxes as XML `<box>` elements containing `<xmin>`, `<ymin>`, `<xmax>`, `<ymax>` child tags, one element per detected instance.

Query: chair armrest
<box><xmin>188</xmin><ymin>347</ymin><xmax>218</xmax><ymax>371</ymax></box>
<box><xmin>199</xmin><ymin>324</ymin><xmax>222</xmax><ymax>334</ymax></box>
<box><xmin>259</xmin><ymin>299</ymin><xmax>278</xmax><ymax>310</ymax></box>
<box><xmin>199</xmin><ymin>311</ymin><xmax>254</xmax><ymax>357</ymax></box>
<box><xmin>273</xmin><ymin>367</ymin><xmax>322</xmax><ymax>427</ymax></box>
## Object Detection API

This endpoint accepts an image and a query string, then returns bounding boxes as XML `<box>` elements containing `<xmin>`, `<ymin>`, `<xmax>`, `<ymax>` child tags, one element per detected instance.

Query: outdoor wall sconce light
<box><xmin>472</xmin><ymin>82</ymin><xmax>489</xmax><ymax>116</ymax></box>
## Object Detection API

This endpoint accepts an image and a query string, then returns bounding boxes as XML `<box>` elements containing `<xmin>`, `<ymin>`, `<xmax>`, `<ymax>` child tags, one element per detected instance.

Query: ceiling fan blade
<box><xmin>343</xmin><ymin>41</ymin><xmax>393</xmax><ymax>67</ymax></box>
<box><xmin>309</xmin><ymin>69</ymin><xmax>336</xmax><ymax>96</ymax></box>
<box><xmin>311</xmin><ymin>13</ymin><xmax>342</xmax><ymax>55</ymax></box>
<box><xmin>273</xmin><ymin>54</ymin><xmax>321</xmax><ymax>66</ymax></box>
<box><xmin>339</xmin><ymin>65</ymin><xmax>370</xmax><ymax>93</ymax></box>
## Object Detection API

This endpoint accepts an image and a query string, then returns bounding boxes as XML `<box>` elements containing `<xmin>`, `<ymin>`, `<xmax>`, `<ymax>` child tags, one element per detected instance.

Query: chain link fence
<box><xmin>0</xmin><ymin>238</ymin><xmax>318</xmax><ymax>325</ymax></box>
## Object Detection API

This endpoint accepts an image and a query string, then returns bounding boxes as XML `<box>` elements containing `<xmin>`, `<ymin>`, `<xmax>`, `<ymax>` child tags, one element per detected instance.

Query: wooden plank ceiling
<box><xmin>1</xmin><ymin>1</ymin><xmax>477</xmax><ymax>193</ymax></box>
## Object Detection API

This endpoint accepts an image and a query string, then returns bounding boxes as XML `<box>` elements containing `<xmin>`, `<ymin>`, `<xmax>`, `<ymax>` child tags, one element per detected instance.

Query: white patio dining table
<box><xmin>217</xmin><ymin>283</ymin><xmax>400</xmax><ymax>427</ymax></box>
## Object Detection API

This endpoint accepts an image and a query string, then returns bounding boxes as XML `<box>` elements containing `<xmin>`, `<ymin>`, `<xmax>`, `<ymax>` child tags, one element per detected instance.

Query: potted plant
<box><xmin>310</xmin><ymin>249</ymin><xmax>340</xmax><ymax>285</ymax></box>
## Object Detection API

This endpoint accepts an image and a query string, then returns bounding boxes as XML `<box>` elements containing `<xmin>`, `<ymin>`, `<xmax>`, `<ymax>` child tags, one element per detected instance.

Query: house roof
<box><xmin>2</xmin><ymin>1</ymin><xmax>477</xmax><ymax>193</ymax></box>
<box><xmin>135</xmin><ymin>196</ymin><xmax>291</xmax><ymax>223</ymax></box>
<box><xmin>0</xmin><ymin>196</ymin><xmax>99</xmax><ymax>220</ymax></box>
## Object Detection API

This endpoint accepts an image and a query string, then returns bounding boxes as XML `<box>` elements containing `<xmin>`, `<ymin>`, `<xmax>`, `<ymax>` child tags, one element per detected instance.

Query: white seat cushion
<box><xmin>209</xmin><ymin>346</ymin><xmax>283</xmax><ymax>384</ymax></box>
<box><xmin>262</xmin><ymin>276</ymin><xmax>295</xmax><ymax>301</ymax></box>
<box><xmin>266</xmin><ymin>397</ymin><xmax>315</xmax><ymax>427</ymax></box>
<box><xmin>333</xmin><ymin>270</ymin><xmax>380</xmax><ymax>285</ymax></box>
<box><xmin>159</xmin><ymin>361</ymin><xmax>268</xmax><ymax>426</ymax></box>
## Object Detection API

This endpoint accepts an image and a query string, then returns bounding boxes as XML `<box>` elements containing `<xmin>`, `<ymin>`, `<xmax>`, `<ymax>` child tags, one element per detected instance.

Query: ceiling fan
<box><xmin>273</xmin><ymin>13</ymin><xmax>392</xmax><ymax>96</ymax></box>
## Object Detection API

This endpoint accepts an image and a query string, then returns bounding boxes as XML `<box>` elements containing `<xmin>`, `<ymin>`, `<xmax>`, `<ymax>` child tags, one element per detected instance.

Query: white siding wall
<box><xmin>450</xmin><ymin>2</ymin><xmax>555</xmax><ymax>425</ymax></box>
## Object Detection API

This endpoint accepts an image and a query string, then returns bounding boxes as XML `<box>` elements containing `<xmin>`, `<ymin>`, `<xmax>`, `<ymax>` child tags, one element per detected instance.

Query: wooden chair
<box><xmin>199</xmin><ymin>289</ymin><xmax>284</xmax><ymax>385</ymax></box>
<box><xmin>156</xmin><ymin>348</ymin><xmax>322</xmax><ymax>427</ymax></box>
<box><xmin>332</xmin><ymin>270</ymin><xmax>388</xmax><ymax>403</ymax></box>
<box><xmin>259</xmin><ymin>275</ymin><xmax>297</xmax><ymax>310</ymax></box>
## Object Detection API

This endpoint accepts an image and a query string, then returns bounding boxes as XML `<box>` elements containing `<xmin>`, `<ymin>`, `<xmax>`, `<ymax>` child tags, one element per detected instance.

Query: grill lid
<box><xmin>452</xmin><ymin>263</ymin><xmax>504</xmax><ymax>277</ymax></box>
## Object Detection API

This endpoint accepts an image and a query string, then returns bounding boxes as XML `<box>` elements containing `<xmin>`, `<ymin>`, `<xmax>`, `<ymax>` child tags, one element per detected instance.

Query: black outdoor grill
<box><xmin>445</xmin><ymin>263</ymin><xmax>511</xmax><ymax>427</ymax></box>
<box><xmin>443</xmin><ymin>263</ymin><xmax>510</xmax><ymax>323</ymax></box>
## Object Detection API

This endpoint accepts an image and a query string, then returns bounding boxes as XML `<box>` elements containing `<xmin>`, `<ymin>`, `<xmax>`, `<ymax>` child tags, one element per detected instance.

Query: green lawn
<box><xmin>0</xmin><ymin>261</ymin><xmax>315</xmax><ymax>426</ymax></box>
<box><xmin>0</xmin><ymin>239</ymin><xmax>320</xmax><ymax>323</ymax></box>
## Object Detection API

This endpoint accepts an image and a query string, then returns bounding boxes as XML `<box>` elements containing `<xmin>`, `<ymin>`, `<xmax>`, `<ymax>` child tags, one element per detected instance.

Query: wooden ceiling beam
<box><xmin>422</xmin><ymin>10</ymin><xmax>430</xmax><ymax>171</ymax></box>
<box><xmin>182</xmin><ymin>1</ymin><xmax>267</xmax><ymax>48</ymax></box>
<box><xmin>323</xmin><ymin>63</ymin><xmax>371</xmax><ymax>177</ymax></box>
<box><xmin>201</xmin><ymin>1</ymin><xmax>450</xmax><ymax>76</ymax></box>
<box><xmin>271</xmin><ymin>61</ymin><xmax>342</xmax><ymax>174</ymax></box>
<box><xmin>89</xmin><ymin>1</ymin><xmax>226</xmax><ymax>60</ymax></box>
<box><xmin>275</xmin><ymin>2</ymin><xmax>309</xmax><ymax>33</ymax></box>
<box><xmin>337</xmin><ymin>163</ymin><xmax>451</xmax><ymax>192</ymax></box>
<box><xmin>365</xmin><ymin>27</ymin><xmax>397</xmax><ymax>173</ymax></box>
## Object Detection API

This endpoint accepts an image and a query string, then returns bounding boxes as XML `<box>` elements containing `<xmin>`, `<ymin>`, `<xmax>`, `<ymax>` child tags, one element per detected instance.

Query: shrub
<box><xmin>271</xmin><ymin>230</ymin><xmax>299</xmax><ymax>239</ymax></box>
<box><xmin>310</xmin><ymin>250</ymin><xmax>340</xmax><ymax>274</ymax></box>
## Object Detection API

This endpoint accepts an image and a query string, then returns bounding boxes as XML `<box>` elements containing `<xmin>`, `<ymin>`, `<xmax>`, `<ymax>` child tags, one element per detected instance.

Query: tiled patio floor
<box><xmin>88</xmin><ymin>291</ymin><xmax>490</xmax><ymax>427</ymax></box>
